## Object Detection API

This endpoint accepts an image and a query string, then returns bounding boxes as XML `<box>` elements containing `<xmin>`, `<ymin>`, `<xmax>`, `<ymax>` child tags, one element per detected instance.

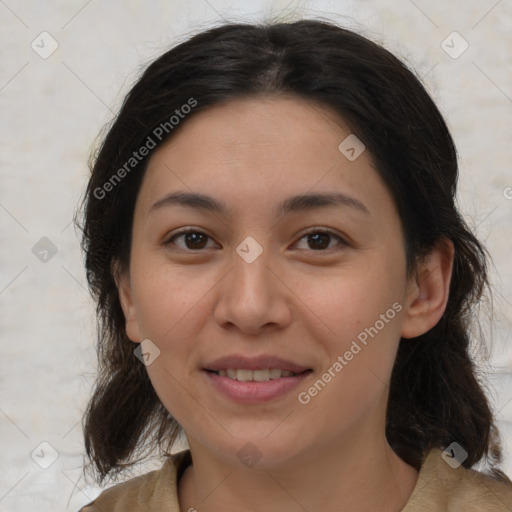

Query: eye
<box><xmin>294</xmin><ymin>229</ymin><xmax>348</xmax><ymax>251</ymax></box>
<box><xmin>165</xmin><ymin>229</ymin><xmax>217</xmax><ymax>251</ymax></box>
<box><xmin>164</xmin><ymin>228</ymin><xmax>348</xmax><ymax>252</ymax></box>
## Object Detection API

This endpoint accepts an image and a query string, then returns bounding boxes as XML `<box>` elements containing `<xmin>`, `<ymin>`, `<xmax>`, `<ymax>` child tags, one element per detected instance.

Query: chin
<box><xmin>201</xmin><ymin>431</ymin><xmax>310</xmax><ymax>470</ymax></box>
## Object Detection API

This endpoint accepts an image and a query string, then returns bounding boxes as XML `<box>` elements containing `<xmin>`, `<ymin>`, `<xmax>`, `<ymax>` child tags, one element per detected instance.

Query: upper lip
<box><xmin>204</xmin><ymin>355</ymin><xmax>311</xmax><ymax>373</ymax></box>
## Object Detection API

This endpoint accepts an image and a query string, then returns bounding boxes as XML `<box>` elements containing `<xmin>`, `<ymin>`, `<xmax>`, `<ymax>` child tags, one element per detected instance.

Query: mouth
<box><xmin>205</xmin><ymin>368</ymin><xmax>311</xmax><ymax>381</ymax></box>
<box><xmin>202</xmin><ymin>355</ymin><xmax>313</xmax><ymax>403</ymax></box>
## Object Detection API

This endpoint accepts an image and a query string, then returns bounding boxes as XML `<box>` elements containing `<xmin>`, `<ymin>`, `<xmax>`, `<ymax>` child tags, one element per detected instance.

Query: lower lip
<box><xmin>204</xmin><ymin>370</ymin><xmax>312</xmax><ymax>404</ymax></box>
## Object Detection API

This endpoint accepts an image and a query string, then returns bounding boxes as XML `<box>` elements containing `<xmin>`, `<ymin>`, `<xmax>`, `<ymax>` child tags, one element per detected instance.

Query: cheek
<box><xmin>293</xmin><ymin>260</ymin><xmax>405</xmax><ymax>406</ymax></box>
<box><xmin>132</xmin><ymin>259</ymin><xmax>210</xmax><ymax>340</ymax></box>
<box><xmin>291</xmin><ymin>260</ymin><xmax>404</xmax><ymax>346</ymax></box>
<box><xmin>131</xmin><ymin>264</ymin><xmax>208</xmax><ymax>427</ymax></box>
<box><xmin>295</xmin><ymin>296</ymin><xmax>403</xmax><ymax>444</ymax></box>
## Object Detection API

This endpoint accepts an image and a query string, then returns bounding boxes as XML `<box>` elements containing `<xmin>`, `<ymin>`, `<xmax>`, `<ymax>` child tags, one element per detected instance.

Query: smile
<box><xmin>207</xmin><ymin>368</ymin><xmax>302</xmax><ymax>381</ymax></box>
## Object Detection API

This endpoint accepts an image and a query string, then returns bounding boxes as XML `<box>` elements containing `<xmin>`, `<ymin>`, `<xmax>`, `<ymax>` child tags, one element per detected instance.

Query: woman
<box><xmin>77</xmin><ymin>19</ymin><xmax>512</xmax><ymax>511</ymax></box>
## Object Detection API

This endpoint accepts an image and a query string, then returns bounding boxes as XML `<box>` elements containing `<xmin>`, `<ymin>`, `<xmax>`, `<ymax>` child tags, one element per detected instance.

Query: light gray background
<box><xmin>1</xmin><ymin>0</ymin><xmax>511</xmax><ymax>510</ymax></box>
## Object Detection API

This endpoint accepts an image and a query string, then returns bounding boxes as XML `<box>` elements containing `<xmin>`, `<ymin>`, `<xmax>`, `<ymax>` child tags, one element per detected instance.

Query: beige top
<box><xmin>79</xmin><ymin>448</ymin><xmax>512</xmax><ymax>511</ymax></box>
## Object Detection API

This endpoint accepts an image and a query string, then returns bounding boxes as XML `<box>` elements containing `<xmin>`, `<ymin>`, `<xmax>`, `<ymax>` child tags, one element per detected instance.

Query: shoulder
<box><xmin>403</xmin><ymin>447</ymin><xmax>512</xmax><ymax>511</ymax></box>
<box><xmin>77</xmin><ymin>450</ymin><xmax>191</xmax><ymax>512</ymax></box>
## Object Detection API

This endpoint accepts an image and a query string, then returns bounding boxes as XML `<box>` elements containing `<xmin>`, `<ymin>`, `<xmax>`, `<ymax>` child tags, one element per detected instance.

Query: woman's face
<box><xmin>118</xmin><ymin>96</ymin><xmax>418</xmax><ymax>468</ymax></box>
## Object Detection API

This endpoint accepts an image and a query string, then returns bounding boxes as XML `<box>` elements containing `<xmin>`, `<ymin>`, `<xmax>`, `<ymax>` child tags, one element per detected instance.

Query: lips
<box><xmin>203</xmin><ymin>355</ymin><xmax>313</xmax><ymax>403</ymax></box>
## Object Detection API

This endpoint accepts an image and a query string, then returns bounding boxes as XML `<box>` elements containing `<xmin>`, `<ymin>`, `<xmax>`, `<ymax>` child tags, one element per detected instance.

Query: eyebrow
<box><xmin>149</xmin><ymin>190</ymin><xmax>369</xmax><ymax>217</ymax></box>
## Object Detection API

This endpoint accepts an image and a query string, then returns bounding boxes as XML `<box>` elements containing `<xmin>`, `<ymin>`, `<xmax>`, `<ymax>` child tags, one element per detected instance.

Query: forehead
<box><xmin>155</xmin><ymin>95</ymin><xmax>354</xmax><ymax>164</ymax></box>
<box><xmin>137</xmin><ymin>96</ymin><xmax>393</xmax><ymax>221</ymax></box>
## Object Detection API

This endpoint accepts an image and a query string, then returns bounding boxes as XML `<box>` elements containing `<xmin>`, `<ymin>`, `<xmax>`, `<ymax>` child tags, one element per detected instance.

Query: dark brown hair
<box><xmin>77</xmin><ymin>18</ymin><xmax>508</xmax><ymax>485</ymax></box>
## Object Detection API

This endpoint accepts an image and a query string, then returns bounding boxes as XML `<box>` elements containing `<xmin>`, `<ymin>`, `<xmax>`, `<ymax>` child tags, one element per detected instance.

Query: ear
<box><xmin>112</xmin><ymin>261</ymin><xmax>143</xmax><ymax>343</ymax></box>
<box><xmin>400</xmin><ymin>238</ymin><xmax>454</xmax><ymax>339</ymax></box>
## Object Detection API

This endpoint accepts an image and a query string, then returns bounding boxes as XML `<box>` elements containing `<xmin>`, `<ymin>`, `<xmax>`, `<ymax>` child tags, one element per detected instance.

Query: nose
<box><xmin>213</xmin><ymin>239</ymin><xmax>292</xmax><ymax>336</ymax></box>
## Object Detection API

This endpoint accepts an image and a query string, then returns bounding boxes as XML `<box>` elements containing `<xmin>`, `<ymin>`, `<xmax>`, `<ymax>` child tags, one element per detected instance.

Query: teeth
<box><xmin>236</xmin><ymin>369</ymin><xmax>253</xmax><ymax>381</ymax></box>
<box><xmin>269</xmin><ymin>368</ymin><xmax>282</xmax><ymax>379</ymax></box>
<box><xmin>215</xmin><ymin>368</ymin><xmax>299</xmax><ymax>381</ymax></box>
<box><xmin>253</xmin><ymin>369</ymin><xmax>269</xmax><ymax>382</ymax></box>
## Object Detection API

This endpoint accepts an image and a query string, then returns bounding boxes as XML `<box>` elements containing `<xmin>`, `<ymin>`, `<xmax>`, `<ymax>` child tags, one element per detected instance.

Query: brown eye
<box><xmin>295</xmin><ymin>230</ymin><xmax>347</xmax><ymax>251</ymax></box>
<box><xmin>166</xmin><ymin>230</ymin><xmax>214</xmax><ymax>250</ymax></box>
<box><xmin>165</xmin><ymin>228</ymin><xmax>348</xmax><ymax>253</ymax></box>
<box><xmin>306</xmin><ymin>232</ymin><xmax>330</xmax><ymax>250</ymax></box>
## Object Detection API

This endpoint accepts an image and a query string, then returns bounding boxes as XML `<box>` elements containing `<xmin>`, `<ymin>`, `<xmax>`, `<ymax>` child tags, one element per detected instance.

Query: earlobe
<box><xmin>112</xmin><ymin>261</ymin><xmax>142</xmax><ymax>343</ymax></box>
<box><xmin>400</xmin><ymin>238</ymin><xmax>454</xmax><ymax>339</ymax></box>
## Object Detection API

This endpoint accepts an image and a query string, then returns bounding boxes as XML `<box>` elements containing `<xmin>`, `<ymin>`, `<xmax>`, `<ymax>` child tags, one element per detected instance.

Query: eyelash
<box><xmin>164</xmin><ymin>227</ymin><xmax>349</xmax><ymax>253</ymax></box>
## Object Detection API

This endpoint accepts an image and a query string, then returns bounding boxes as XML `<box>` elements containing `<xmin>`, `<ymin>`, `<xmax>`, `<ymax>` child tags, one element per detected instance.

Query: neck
<box><xmin>178</xmin><ymin>427</ymin><xmax>419</xmax><ymax>512</ymax></box>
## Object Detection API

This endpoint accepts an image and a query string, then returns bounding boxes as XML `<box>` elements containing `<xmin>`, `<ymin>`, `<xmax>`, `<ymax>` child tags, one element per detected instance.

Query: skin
<box><xmin>117</xmin><ymin>95</ymin><xmax>454</xmax><ymax>512</ymax></box>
